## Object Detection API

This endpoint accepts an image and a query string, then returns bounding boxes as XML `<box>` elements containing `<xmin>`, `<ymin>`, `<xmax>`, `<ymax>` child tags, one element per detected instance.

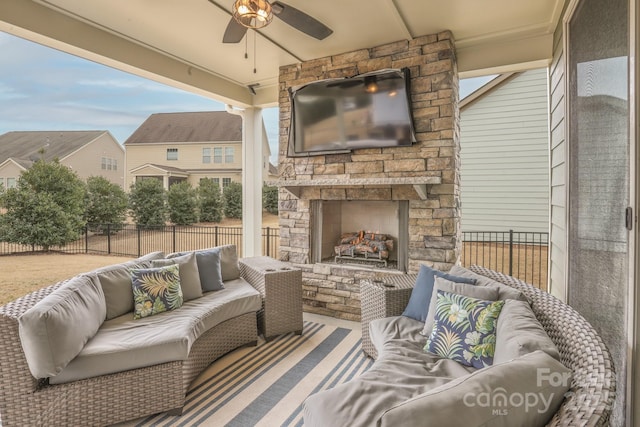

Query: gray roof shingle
<box><xmin>0</xmin><ymin>130</ymin><xmax>106</xmax><ymax>164</ymax></box>
<box><xmin>125</xmin><ymin>111</ymin><xmax>242</xmax><ymax>144</ymax></box>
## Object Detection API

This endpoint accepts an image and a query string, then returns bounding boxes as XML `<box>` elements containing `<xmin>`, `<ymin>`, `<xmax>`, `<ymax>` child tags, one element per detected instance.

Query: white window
<box><xmin>225</xmin><ymin>147</ymin><xmax>234</xmax><ymax>163</ymax></box>
<box><xmin>0</xmin><ymin>178</ymin><xmax>4</xmax><ymax>188</ymax></box>
<box><xmin>167</xmin><ymin>148</ymin><xmax>178</xmax><ymax>160</ymax></box>
<box><xmin>203</xmin><ymin>148</ymin><xmax>211</xmax><ymax>163</ymax></box>
<box><xmin>213</xmin><ymin>147</ymin><xmax>223</xmax><ymax>163</ymax></box>
<box><xmin>106</xmin><ymin>158</ymin><xmax>113</xmax><ymax>171</ymax></box>
<box><xmin>222</xmin><ymin>177</ymin><xmax>231</xmax><ymax>189</ymax></box>
<box><xmin>113</xmin><ymin>159</ymin><xmax>118</xmax><ymax>171</ymax></box>
<box><xmin>6</xmin><ymin>177</ymin><xmax>16</xmax><ymax>188</ymax></box>
<box><xmin>101</xmin><ymin>157</ymin><xmax>107</xmax><ymax>170</ymax></box>
<box><xmin>212</xmin><ymin>177</ymin><xmax>220</xmax><ymax>187</ymax></box>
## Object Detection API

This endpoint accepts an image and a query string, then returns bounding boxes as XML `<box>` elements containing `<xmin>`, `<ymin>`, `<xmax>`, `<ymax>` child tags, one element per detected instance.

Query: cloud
<box><xmin>0</xmin><ymin>31</ymin><xmax>280</xmax><ymax>155</ymax></box>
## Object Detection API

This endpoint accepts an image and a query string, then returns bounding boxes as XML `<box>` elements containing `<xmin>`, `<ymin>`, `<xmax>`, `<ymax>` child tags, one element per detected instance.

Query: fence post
<box><xmin>172</xmin><ymin>225</ymin><xmax>176</xmax><ymax>253</ymax></box>
<box><xmin>107</xmin><ymin>224</ymin><xmax>111</xmax><ymax>254</ymax></box>
<box><xmin>215</xmin><ymin>226</ymin><xmax>219</xmax><ymax>247</ymax></box>
<box><xmin>85</xmin><ymin>225</ymin><xmax>89</xmax><ymax>254</ymax></box>
<box><xmin>137</xmin><ymin>227</ymin><xmax>141</xmax><ymax>257</ymax></box>
<box><xmin>508</xmin><ymin>229</ymin><xmax>514</xmax><ymax>276</ymax></box>
<box><xmin>266</xmin><ymin>227</ymin><xmax>271</xmax><ymax>257</ymax></box>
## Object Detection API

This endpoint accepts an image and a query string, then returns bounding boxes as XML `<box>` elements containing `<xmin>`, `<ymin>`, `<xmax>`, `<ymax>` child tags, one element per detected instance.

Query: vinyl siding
<box><xmin>460</xmin><ymin>68</ymin><xmax>550</xmax><ymax>233</ymax></box>
<box><xmin>125</xmin><ymin>141</ymin><xmax>242</xmax><ymax>190</ymax></box>
<box><xmin>548</xmin><ymin>24</ymin><xmax>567</xmax><ymax>301</ymax></box>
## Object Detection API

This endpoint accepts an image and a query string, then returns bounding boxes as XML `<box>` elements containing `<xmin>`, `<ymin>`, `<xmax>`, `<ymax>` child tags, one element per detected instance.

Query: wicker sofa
<box><xmin>305</xmin><ymin>265</ymin><xmax>616</xmax><ymax>426</ymax></box>
<box><xmin>0</xmin><ymin>249</ymin><xmax>290</xmax><ymax>427</ymax></box>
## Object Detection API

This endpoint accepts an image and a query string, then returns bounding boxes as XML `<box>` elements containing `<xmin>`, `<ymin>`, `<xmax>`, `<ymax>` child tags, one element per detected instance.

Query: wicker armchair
<box><xmin>468</xmin><ymin>266</ymin><xmax>616</xmax><ymax>427</ymax></box>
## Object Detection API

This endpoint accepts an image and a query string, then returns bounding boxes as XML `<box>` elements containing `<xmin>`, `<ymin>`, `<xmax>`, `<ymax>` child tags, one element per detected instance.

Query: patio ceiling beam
<box><xmin>0</xmin><ymin>0</ymin><xmax>254</xmax><ymax>107</ymax></box>
<box><xmin>457</xmin><ymin>32</ymin><xmax>553</xmax><ymax>77</ymax></box>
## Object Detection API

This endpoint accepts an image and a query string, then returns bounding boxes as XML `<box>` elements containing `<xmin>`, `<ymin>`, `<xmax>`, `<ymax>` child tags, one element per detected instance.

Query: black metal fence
<box><xmin>0</xmin><ymin>224</ymin><xmax>280</xmax><ymax>258</ymax></box>
<box><xmin>461</xmin><ymin>230</ymin><xmax>549</xmax><ymax>290</ymax></box>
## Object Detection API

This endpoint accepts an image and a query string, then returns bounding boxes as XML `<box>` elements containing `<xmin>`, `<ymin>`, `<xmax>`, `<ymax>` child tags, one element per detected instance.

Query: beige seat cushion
<box><xmin>18</xmin><ymin>274</ymin><xmax>106</xmax><ymax>379</ymax></box>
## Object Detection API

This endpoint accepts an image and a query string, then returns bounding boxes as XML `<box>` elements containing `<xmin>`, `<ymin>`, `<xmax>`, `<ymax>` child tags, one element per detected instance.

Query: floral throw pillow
<box><xmin>424</xmin><ymin>290</ymin><xmax>505</xmax><ymax>369</ymax></box>
<box><xmin>131</xmin><ymin>264</ymin><xmax>183</xmax><ymax>319</ymax></box>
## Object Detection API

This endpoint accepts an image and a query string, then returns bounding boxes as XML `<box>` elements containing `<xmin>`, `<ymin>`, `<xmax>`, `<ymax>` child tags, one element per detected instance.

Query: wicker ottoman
<box><xmin>360</xmin><ymin>274</ymin><xmax>417</xmax><ymax>358</ymax></box>
<box><xmin>239</xmin><ymin>256</ymin><xmax>303</xmax><ymax>340</ymax></box>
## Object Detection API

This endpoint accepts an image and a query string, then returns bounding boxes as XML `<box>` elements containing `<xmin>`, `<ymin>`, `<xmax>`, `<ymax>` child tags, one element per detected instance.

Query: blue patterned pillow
<box><xmin>424</xmin><ymin>290</ymin><xmax>505</xmax><ymax>369</ymax></box>
<box><xmin>131</xmin><ymin>264</ymin><xmax>183</xmax><ymax>319</ymax></box>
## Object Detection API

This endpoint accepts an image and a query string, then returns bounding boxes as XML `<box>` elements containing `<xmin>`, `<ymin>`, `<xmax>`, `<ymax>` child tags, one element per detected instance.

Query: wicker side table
<box><xmin>360</xmin><ymin>273</ymin><xmax>417</xmax><ymax>359</ymax></box>
<box><xmin>239</xmin><ymin>256</ymin><xmax>303</xmax><ymax>341</ymax></box>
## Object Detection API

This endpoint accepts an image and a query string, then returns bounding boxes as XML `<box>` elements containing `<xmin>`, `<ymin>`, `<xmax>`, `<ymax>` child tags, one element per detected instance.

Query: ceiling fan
<box><xmin>215</xmin><ymin>0</ymin><xmax>333</xmax><ymax>43</ymax></box>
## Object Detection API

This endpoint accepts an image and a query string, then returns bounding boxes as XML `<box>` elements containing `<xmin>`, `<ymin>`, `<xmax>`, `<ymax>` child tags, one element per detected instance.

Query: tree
<box><xmin>223</xmin><ymin>182</ymin><xmax>242</xmax><ymax>219</ymax></box>
<box><xmin>0</xmin><ymin>159</ymin><xmax>86</xmax><ymax>250</ymax></box>
<box><xmin>128</xmin><ymin>179</ymin><xmax>167</xmax><ymax>227</ymax></box>
<box><xmin>85</xmin><ymin>176</ymin><xmax>128</xmax><ymax>233</ymax></box>
<box><xmin>262</xmin><ymin>184</ymin><xmax>278</xmax><ymax>215</ymax></box>
<box><xmin>167</xmin><ymin>181</ymin><xmax>198</xmax><ymax>225</ymax></box>
<box><xmin>198</xmin><ymin>178</ymin><xmax>223</xmax><ymax>223</ymax></box>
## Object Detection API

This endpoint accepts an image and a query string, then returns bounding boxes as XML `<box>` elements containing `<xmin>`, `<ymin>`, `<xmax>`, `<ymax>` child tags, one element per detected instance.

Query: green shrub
<box><xmin>262</xmin><ymin>184</ymin><xmax>279</xmax><ymax>215</ymax></box>
<box><xmin>85</xmin><ymin>176</ymin><xmax>128</xmax><ymax>233</ymax></box>
<box><xmin>128</xmin><ymin>179</ymin><xmax>167</xmax><ymax>227</ymax></box>
<box><xmin>223</xmin><ymin>182</ymin><xmax>242</xmax><ymax>219</ymax></box>
<box><xmin>0</xmin><ymin>159</ymin><xmax>86</xmax><ymax>250</ymax></box>
<box><xmin>198</xmin><ymin>178</ymin><xmax>223</xmax><ymax>223</ymax></box>
<box><xmin>167</xmin><ymin>181</ymin><xmax>198</xmax><ymax>225</ymax></box>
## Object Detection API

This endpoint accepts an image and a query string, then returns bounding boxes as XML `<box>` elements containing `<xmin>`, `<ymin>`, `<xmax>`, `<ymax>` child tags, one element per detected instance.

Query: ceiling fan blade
<box><xmin>271</xmin><ymin>1</ymin><xmax>333</xmax><ymax>40</ymax></box>
<box><xmin>223</xmin><ymin>17</ymin><xmax>248</xmax><ymax>43</ymax></box>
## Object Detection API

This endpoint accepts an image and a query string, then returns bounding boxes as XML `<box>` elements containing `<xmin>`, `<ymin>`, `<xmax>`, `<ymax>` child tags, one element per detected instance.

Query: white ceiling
<box><xmin>0</xmin><ymin>0</ymin><xmax>565</xmax><ymax>106</ymax></box>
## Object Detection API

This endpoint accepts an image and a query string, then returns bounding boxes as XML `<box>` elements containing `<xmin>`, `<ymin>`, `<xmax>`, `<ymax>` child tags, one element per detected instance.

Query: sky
<box><xmin>0</xmin><ymin>30</ymin><xmax>492</xmax><ymax>166</ymax></box>
<box><xmin>0</xmin><ymin>32</ymin><xmax>280</xmax><ymax>163</ymax></box>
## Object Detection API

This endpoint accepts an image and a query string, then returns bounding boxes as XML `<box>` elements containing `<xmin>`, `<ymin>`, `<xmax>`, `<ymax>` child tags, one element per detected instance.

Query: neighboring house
<box><xmin>0</xmin><ymin>130</ymin><xmax>125</xmax><ymax>188</ymax></box>
<box><xmin>459</xmin><ymin>68</ymin><xmax>550</xmax><ymax>233</ymax></box>
<box><xmin>124</xmin><ymin>111</ymin><xmax>276</xmax><ymax>191</ymax></box>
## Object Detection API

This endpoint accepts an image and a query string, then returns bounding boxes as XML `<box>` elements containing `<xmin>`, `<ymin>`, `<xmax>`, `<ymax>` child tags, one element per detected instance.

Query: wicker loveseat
<box><xmin>308</xmin><ymin>265</ymin><xmax>616</xmax><ymax>426</ymax></box>
<box><xmin>0</xmin><ymin>251</ymin><xmax>289</xmax><ymax>427</ymax></box>
<box><xmin>469</xmin><ymin>266</ymin><xmax>616</xmax><ymax>426</ymax></box>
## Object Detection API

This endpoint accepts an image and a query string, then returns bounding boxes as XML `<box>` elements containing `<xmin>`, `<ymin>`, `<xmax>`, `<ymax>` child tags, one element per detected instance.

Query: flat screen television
<box><xmin>288</xmin><ymin>68</ymin><xmax>416</xmax><ymax>157</ymax></box>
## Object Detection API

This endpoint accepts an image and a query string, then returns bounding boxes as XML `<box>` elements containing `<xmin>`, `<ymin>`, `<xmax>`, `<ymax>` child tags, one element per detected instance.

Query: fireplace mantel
<box><xmin>268</xmin><ymin>177</ymin><xmax>441</xmax><ymax>200</ymax></box>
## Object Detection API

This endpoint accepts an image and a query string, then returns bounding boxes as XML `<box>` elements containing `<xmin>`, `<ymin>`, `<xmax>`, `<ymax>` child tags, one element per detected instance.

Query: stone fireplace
<box><xmin>275</xmin><ymin>31</ymin><xmax>461</xmax><ymax>321</ymax></box>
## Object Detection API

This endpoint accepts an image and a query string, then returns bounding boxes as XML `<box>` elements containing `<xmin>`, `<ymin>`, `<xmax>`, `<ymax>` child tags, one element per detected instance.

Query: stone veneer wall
<box><xmin>277</xmin><ymin>31</ymin><xmax>461</xmax><ymax>321</ymax></box>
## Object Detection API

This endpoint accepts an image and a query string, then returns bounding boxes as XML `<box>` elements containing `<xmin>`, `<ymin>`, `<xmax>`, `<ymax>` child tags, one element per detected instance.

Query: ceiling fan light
<box><xmin>232</xmin><ymin>0</ymin><xmax>273</xmax><ymax>30</ymax></box>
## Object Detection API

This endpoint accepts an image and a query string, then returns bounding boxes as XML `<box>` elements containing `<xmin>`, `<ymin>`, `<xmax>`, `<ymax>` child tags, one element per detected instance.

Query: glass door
<box><xmin>567</xmin><ymin>0</ymin><xmax>630</xmax><ymax>424</ymax></box>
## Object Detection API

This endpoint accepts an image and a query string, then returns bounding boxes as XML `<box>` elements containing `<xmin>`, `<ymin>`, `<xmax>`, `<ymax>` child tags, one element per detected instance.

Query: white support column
<box><xmin>226</xmin><ymin>105</ymin><xmax>263</xmax><ymax>257</ymax></box>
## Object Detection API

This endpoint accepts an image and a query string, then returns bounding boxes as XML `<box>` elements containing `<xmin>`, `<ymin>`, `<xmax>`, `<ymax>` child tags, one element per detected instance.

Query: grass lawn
<box><xmin>0</xmin><ymin>253</ymin><xmax>134</xmax><ymax>306</ymax></box>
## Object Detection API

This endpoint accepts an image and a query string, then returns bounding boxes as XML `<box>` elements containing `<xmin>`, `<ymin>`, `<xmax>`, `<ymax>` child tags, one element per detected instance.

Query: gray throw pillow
<box><xmin>449</xmin><ymin>265</ymin><xmax>528</xmax><ymax>302</ymax></box>
<box><xmin>379</xmin><ymin>351</ymin><xmax>572</xmax><ymax>427</ymax></box>
<box><xmin>494</xmin><ymin>299</ymin><xmax>560</xmax><ymax>364</ymax></box>
<box><xmin>168</xmin><ymin>248</ymin><xmax>224</xmax><ymax>291</ymax></box>
<box><xmin>402</xmin><ymin>264</ymin><xmax>476</xmax><ymax>322</ymax></box>
<box><xmin>152</xmin><ymin>252</ymin><xmax>203</xmax><ymax>301</ymax></box>
<box><xmin>18</xmin><ymin>274</ymin><xmax>106</xmax><ymax>378</ymax></box>
<box><xmin>422</xmin><ymin>276</ymin><xmax>499</xmax><ymax>336</ymax></box>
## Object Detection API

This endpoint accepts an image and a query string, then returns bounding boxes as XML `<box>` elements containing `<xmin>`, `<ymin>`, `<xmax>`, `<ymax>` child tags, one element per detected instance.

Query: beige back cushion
<box><xmin>95</xmin><ymin>252</ymin><xmax>166</xmax><ymax>319</ymax></box>
<box><xmin>422</xmin><ymin>277</ymin><xmax>499</xmax><ymax>336</ymax></box>
<box><xmin>152</xmin><ymin>252</ymin><xmax>203</xmax><ymax>301</ymax></box>
<box><xmin>18</xmin><ymin>274</ymin><xmax>106</xmax><ymax>379</ymax></box>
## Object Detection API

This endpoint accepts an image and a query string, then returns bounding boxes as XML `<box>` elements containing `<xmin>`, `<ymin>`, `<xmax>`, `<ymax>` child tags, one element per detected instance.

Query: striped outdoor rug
<box><xmin>133</xmin><ymin>321</ymin><xmax>373</xmax><ymax>427</ymax></box>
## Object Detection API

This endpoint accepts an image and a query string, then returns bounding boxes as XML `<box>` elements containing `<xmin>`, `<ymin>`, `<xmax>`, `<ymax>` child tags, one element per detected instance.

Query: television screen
<box><xmin>288</xmin><ymin>68</ymin><xmax>415</xmax><ymax>156</ymax></box>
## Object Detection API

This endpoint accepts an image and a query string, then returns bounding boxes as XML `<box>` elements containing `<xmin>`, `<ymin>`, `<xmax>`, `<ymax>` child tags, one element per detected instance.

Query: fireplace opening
<box><xmin>310</xmin><ymin>200</ymin><xmax>408</xmax><ymax>272</ymax></box>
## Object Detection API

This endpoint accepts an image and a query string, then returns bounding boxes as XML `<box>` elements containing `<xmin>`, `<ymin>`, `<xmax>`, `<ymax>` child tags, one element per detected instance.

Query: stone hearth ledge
<box><xmin>268</xmin><ymin>176</ymin><xmax>441</xmax><ymax>199</ymax></box>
